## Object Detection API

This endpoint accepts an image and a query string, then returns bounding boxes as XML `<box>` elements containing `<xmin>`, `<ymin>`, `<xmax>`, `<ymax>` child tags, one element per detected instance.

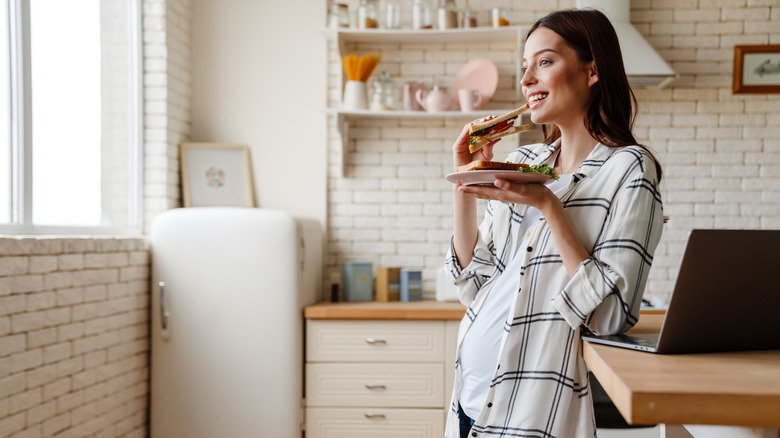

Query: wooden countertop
<box><xmin>584</xmin><ymin>314</ymin><xmax>780</xmax><ymax>428</ymax></box>
<box><xmin>304</xmin><ymin>300</ymin><xmax>466</xmax><ymax>320</ymax></box>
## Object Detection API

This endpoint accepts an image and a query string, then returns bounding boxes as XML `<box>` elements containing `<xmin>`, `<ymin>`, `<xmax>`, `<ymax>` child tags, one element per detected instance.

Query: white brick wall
<box><xmin>0</xmin><ymin>237</ymin><xmax>149</xmax><ymax>438</ymax></box>
<box><xmin>326</xmin><ymin>0</ymin><xmax>780</xmax><ymax>301</ymax></box>
<box><xmin>0</xmin><ymin>0</ymin><xmax>192</xmax><ymax>436</ymax></box>
<box><xmin>143</xmin><ymin>0</ymin><xmax>192</xmax><ymax>232</ymax></box>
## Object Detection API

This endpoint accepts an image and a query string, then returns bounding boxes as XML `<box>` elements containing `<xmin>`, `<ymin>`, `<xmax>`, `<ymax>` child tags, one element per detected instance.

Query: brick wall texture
<box><xmin>326</xmin><ymin>0</ymin><xmax>780</xmax><ymax>300</ymax></box>
<box><xmin>0</xmin><ymin>238</ymin><xmax>149</xmax><ymax>438</ymax></box>
<box><xmin>0</xmin><ymin>0</ymin><xmax>190</xmax><ymax>436</ymax></box>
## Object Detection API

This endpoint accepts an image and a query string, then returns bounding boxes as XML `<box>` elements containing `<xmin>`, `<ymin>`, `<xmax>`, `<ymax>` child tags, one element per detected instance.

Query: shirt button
<box><xmin>487</xmin><ymin>402</ymin><xmax>493</xmax><ymax>408</ymax></box>
<box><xmin>527</xmin><ymin>246</ymin><xmax>533</xmax><ymax>252</ymax></box>
<box><xmin>472</xmin><ymin>433</ymin><xmax>477</xmax><ymax>437</ymax></box>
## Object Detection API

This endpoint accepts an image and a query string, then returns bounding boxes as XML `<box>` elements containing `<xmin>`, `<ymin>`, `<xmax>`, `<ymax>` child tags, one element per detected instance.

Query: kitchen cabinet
<box><xmin>304</xmin><ymin>302</ymin><xmax>463</xmax><ymax>437</ymax></box>
<box><xmin>323</xmin><ymin>27</ymin><xmax>529</xmax><ymax>175</ymax></box>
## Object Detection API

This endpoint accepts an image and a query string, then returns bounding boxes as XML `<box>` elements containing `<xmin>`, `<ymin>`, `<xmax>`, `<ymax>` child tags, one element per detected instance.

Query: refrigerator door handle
<box><xmin>159</xmin><ymin>281</ymin><xmax>170</xmax><ymax>330</ymax></box>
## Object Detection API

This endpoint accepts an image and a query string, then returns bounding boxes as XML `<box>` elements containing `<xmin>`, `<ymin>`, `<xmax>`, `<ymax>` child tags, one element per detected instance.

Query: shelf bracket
<box><xmin>336</xmin><ymin>112</ymin><xmax>348</xmax><ymax>177</ymax></box>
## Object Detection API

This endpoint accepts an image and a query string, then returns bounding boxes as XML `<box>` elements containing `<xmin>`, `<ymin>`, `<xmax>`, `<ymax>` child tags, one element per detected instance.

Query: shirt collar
<box><xmin>534</xmin><ymin>138</ymin><xmax>617</xmax><ymax>181</ymax></box>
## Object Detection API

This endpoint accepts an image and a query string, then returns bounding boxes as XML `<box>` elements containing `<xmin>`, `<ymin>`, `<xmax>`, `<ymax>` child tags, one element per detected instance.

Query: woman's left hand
<box><xmin>456</xmin><ymin>178</ymin><xmax>559</xmax><ymax>212</ymax></box>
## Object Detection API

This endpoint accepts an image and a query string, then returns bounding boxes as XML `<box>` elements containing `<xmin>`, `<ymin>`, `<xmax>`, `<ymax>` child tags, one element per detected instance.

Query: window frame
<box><xmin>1</xmin><ymin>0</ymin><xmax>143</xmax><ymax>235</ymax></box>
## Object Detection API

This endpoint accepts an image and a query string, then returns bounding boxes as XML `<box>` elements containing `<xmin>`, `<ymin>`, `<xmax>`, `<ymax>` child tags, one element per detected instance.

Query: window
<box><xmin>1</xmin><ymin>0</ymin><xmax>142</xmax><ymax>234</ymax></box>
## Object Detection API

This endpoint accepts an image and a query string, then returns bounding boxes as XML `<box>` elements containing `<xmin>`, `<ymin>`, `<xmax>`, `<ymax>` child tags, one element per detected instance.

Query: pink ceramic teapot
<box><xmin>415</xmin><ymin>85</ymin><xmax>453</xmax><ymax>112</ymax></box>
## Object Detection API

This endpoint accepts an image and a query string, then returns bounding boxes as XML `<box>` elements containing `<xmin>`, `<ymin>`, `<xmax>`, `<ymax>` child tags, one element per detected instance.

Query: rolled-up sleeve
<box><xmin>552</xmin><ymin>155</ymin><xmax>664</xmax><ymax>334</ymax></box>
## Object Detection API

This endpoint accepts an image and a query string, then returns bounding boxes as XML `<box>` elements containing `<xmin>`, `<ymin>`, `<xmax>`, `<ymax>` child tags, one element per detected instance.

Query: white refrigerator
<box><xmin>149</xmin><ymin>208</ymin><xmax>322</xmax><ymax>438</ymax></box>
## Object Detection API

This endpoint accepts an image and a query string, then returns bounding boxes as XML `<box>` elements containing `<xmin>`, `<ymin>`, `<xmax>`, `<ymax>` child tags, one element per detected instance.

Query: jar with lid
<box><xmin>461</xmin><ymin>0</ymin><xmax>477</xmax><ymax>28</ymax></box>
<box><xmin>370</xmin><ymin>71</ymin><xmax>397</xmax><ymax>111</ymax></box>
<box><xmin>437</xmin><ymin>0</ymin><xmax>458</xmax><ymax>29</ymax></box>
<box><xmin>358</xmin><ymin>0</ymin><xmax>379</xmax><ymax>29</ymax></box>
<box><xmin>328</xmin><ymin>2</ymin><xmax>350</xmax><ymax>29</ymax></box>
<box><xmin>412</xmin><ymin>0</ymin><xmax>433</xmax><ymax>29</ymax></box>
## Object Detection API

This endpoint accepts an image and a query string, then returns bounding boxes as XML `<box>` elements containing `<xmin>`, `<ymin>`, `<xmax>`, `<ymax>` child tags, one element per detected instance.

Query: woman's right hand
<box><xmin>452</xmin><ymin>117</ymin><xmax>501</xmax><ymax>170</ymax></box>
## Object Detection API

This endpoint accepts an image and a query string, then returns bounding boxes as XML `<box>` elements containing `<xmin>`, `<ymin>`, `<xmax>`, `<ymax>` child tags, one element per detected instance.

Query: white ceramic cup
<box><xmin>458</xmin><ymin>89</ymin><xmax>483</xmax><ymax>112</ymax></box>
<box><xmin>342</xmin><ymin>80</ymin><xmax>368</xmax><ymax>110</ymax></box>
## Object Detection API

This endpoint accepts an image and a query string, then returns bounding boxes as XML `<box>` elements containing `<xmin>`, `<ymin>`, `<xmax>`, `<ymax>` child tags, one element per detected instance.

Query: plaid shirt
<box><xmin>444</xmin><ymin>141</ymin><xmax>664</xmax><ymax>438</ymax></box>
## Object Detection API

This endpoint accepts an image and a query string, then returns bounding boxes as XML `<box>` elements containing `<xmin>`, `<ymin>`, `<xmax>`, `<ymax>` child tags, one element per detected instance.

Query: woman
<box><xmin>444</xmin><ymin>9</ymin><xmax>664</xmax><ymax>438</ymax></box>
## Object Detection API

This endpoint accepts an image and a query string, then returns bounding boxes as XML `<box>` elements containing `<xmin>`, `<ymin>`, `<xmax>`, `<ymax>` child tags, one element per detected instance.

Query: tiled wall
<box><xmin>0</xmin><ymin>238</ymin><xmax>149</xmax><ymax>438</ymax></box>
<box><xmin>0</xmin><ymin>0</ymin><xmax>191</xmax><ymax>436</ymax></box>
<box><xmin>326</xmin><ymin>0</ymin><xmax>780</xmax><ymax>300</ymax></box>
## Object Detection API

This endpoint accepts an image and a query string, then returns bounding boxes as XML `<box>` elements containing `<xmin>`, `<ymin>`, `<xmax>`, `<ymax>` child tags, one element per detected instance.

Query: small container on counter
<box><xmin>358</xmin><ymin>0</ymin><xmax>379</xmax><ymax>29</ymax></box>
<box><xmin>370</xmin><ymin>71</ymin><xmax>397</xmax><ymax>111</ymax></box>
<box><xmin>437</xmin><ymin>0</ymin><xmax>457</xmax><ymax>29</ymax></box>
<box><xmin>400</xmin><ymin>270</ymin><xmax>423</xmax><ymax>302</ymax></box>
<box><xmin>412</xmin><ymin>0</ymin><xmax>433</xmax><ymax>29</ymax></box>
<box><xmin>328</xmin><ymin>2</ymin><xmax>350</xmax><ymax>29</ymax></box>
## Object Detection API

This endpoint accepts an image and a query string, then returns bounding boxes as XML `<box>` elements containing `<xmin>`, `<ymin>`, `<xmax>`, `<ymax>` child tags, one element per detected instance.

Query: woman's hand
<box><xmin>456</xmin><ymin>178</ymin><xmax>559</xmax><ymax>213</ymax></box>
<box><xmin>452</xmin><ymin>117</ymin><xmax>501</xmax><ymax>170</ymax></box>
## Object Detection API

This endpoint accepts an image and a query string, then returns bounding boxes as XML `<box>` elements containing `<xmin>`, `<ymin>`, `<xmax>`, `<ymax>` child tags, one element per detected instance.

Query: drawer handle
<box><xmin>364</xmin><ymin>413</ymin><xmax>386</xmax><ymax>419</ymax></box>
<box><xmin>364</xmin><ymin>384</ymin><xmax>387</xmax><ymax>390</ymax></box>
<box><xmin>364</xmin><ymin>338</ymin><xmax>387</xmax><ymax>344</ymax></box>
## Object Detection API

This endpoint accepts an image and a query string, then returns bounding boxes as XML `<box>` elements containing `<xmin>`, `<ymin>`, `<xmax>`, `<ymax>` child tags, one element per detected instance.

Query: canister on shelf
<box><xmin>412</xmin><ymin>0</ymin><xmax>433</xmax><ymax>29</ymax></box>
<box><xmin>437</xmin><ymin>0</ymin><xmax>457</xmax><ymax>29</ymax></box>
<box><xmin>328</xmin><ymin>2</ymin><xmax>350</xmax><ymax>29</ymax></box>
<box><xmin>358</xmin><ymin>0</ymin><xmax>379</xmax><ymax>29</ymax></box>
<box><xmin>370</xmin><ymin>71</ymin><xmax>397</xmax><ymax>111</ymax></box>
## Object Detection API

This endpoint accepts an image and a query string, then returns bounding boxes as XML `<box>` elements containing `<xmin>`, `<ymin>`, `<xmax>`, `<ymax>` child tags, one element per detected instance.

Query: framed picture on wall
<box><xmin>733</xmin><ymin>44</ymin><xmax>780</xmax><ymax>94</ymax></box>
<box><xmin>180</xmin><ymin>142</ymin><xmax>256</xmax><ymax>208</ymax></box>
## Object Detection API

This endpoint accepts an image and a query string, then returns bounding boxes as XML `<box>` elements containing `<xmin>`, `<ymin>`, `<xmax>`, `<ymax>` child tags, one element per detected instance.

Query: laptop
<box><xmin>582</xmin><ymin>229</ymin><xmax>780</xmax><ymax>354</ymax></box>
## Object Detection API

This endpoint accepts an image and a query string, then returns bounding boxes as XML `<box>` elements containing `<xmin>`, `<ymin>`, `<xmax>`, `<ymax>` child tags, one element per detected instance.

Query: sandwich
<box><xmin>468</xmin><ymin>104</ymin><xmax>531</xmax><ymax>153</ymax></box>
<box><xmin>456</xmin><ymin>160</ymin><xmax>559</xmax><ymax>180</ymax></box>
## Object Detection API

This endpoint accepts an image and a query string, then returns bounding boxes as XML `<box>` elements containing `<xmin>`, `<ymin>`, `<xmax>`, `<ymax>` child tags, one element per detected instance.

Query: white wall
<box><xmin>190</xmin><ymin>0</ymin><xmax>327</xmax><ymax>226</ymax></box>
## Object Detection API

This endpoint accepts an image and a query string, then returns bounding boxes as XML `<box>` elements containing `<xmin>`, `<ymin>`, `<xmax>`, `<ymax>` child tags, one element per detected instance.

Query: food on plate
<box><xmin>456</xmin><ymin>160</ymin><xmax>559</xmax><ymax>180</ymax></box>
<box><xmin>468</xmin><ymin>104</ymin><xmax>531</xmax><ymax>153</ymax></box>
<box><xmin>456</xmin><ymin>160</ymin><xmax>529</xmax><ymax>173</ymax></box>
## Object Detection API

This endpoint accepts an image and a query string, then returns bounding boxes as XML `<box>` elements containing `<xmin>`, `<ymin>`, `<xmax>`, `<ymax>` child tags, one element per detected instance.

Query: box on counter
<box><xmin>375</xmin><ymin>267</ymin><xmax>401</xmax><ymax>302</ymax></box>
<box><xmin>342</xmin><ymin>262</ymin><xmax>373</xmax><ymax>302</ymax></box>
<box><xmin>400</xmin><ymin>269</ymin><xmax>423</xmax><ymax>302</ymax></box>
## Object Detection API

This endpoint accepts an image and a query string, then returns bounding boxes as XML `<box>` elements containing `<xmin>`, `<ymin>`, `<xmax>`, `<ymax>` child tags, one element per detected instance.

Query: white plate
<box><xmin>446</xmin><ymin>169</ymin><xmax>553</xmax><ymax>186</ymax></box>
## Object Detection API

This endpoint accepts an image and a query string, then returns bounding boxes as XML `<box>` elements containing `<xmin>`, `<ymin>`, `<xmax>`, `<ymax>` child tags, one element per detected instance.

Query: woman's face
<box><xmin>521</xmin><ymin>27</ymin><xmax>598</xmax><ymax>129</ymax></box>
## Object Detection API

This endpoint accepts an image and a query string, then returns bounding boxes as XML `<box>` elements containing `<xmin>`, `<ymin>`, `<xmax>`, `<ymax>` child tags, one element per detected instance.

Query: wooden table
<box><xmin>584</xmin><ymin>314</ymin><xmax>780</xmax><ymax>429</ymax></box>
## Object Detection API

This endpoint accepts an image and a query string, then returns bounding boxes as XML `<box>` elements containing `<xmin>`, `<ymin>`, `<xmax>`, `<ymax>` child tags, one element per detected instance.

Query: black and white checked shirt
<box><xmin>444</xmin><ymin>141</ymin><xmax>664</xmax><ymax>438</ymax></box>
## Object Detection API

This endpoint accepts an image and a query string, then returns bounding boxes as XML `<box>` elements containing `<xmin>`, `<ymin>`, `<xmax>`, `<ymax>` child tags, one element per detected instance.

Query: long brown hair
<box><xmin>528</xmin><ymin>9</ymin><xmax>663</xmax><ymax>181</ymax></box>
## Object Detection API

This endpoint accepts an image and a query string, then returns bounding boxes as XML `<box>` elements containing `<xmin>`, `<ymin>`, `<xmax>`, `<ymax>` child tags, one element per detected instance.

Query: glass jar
<box><xmin>328</xmin><ymin>2</ymin><xmax>350</xmax><ymax>29</ymax></box>
<box><xmin>437</xmin><ymin>0</ymin><xmax>458</xmax><ymax>29</ymax></box>
<box><xmin>385</xmin><ymin>0</ymin><xmax>401</xmax><ymax>29</ymax></box>
<box><xmin>370</xmin><ymin>71</ymin><xmax>397</xmax><ymax>111</ymax></box>
<box><xmin>462</xmin><ymin>8</ymin><xmax>477</xmax><ymax>28</ymax></box>
<box><xmin>491</xmin><ymin>8</ymin><xmax>510</xmax><ymax>27</ymax></box>
<box><xmin>412</xmin><ymin>0</ymin><xmax>433</xmax><ymax>29</ymax></box>
<box><xmin>358</xmin><ymin>0</ymin><xmax>379</xmax><ymax>29</ymax></box>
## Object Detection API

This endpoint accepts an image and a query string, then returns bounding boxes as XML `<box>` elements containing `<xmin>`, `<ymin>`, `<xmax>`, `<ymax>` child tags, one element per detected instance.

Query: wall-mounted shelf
<box><xmin>323</xmin><ymin>26</ymin><xmax>526</xmax><ymax>45</ymax></box>
<box><xmin>325</xmin><ymin>26</ymin><xmax>529</xmax><ymax>177</ymax></box>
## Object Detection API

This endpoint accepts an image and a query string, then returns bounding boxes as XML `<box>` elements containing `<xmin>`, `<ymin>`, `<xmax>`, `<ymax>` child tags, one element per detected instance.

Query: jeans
<box><xmin>458</xmin><ymin>404</ymin><xmax>475</xmax><ymax>438</ymax></box>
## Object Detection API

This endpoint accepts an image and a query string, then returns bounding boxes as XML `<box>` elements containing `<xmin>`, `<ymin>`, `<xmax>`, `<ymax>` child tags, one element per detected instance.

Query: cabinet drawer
<box><xmin>306</xmin><ymin>363</ymin><xmax>444</xmax><ymax>408</ymax></box>
<box><xmin>306</xmin><ymin>407</ymin><xmax>444</xmax><ymax>438</ymax></box>
<box><xmin>306</xmin><ymin>320</ymin><xmax>444</xmax><ymax>362</ymax></box>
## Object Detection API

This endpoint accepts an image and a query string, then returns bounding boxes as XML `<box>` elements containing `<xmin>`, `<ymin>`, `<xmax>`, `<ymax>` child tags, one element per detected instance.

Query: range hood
<box><xmin>577</xmin><ymin>0</ymin><xmax>678</xmax><ymax>88</ymax></box>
